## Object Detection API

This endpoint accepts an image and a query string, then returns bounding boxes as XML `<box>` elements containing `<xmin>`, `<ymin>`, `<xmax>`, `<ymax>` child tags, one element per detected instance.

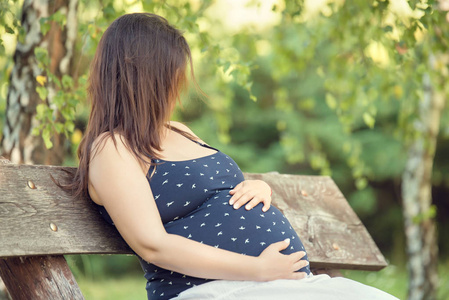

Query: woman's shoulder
<box><xmin>88</xmin><ymin>132</ymin><xmax>148</xmax><ymax>204</ymax></box>
<box><xmin>91</xmin><ymin>132</ymin><xmax>128</xmax><ymax>159</ymax></box>
<box><xmin>90</xmin><ymin>131</ymin><xmax>149</xmax><ymax>172</ymax></box>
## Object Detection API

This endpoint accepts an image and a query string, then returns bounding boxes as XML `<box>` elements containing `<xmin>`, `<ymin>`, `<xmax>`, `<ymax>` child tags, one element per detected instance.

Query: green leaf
<box><xmin>31</xmin><ymin>127</ymin><xmax>40</xmax><ymax>136</ymax></box>
<box><xmin>413</xmin><ymin>205</ymin><xmax>437</xmax><ymax>224</ymax></box>
<box><xmin>363</xmin><ymin>112</ymin><xmax>375</xmax><ymax>128</ymax></box>
<box><xmin>53</xmin><ymin>91</ymin><xmax>65</xmax><ymax>108</ymax></box>
<box><xmin>78</xmin><ymin>74</ymin><xmax>88</xmax><ymax>85</ymax></box>
<box><xmin>66</xmin><ymin>121</ymin><xmax>75</xmax><ymax>133</ymax></box>
<box><xmin>222</xmin><ymin>61</ymin><xmax>232</xmax><ymax>73</ymax></box>
<box><xmin>102</xmin><ymin>3</ymin><xmax>116</xmax><ymax>20</ymax></box>
<box><xmin>44</xmin><ymin>137</ymin><xmax>53</xmax><ymax>149</ymax></box>
<box><xmin>51</xmin><ymin>11</ymin><xmax>66</xmax><ymax>27</ymax></box>
<box><xmin>355</xmin><ymin>177</ymin><xmax>368</xmax><ymax>190</ymax></box>
<box><xmin>39</xmin><ymin>17</ymin><xmax>51</xmax><ymax>35</ymax></box>
<box><xmin>34</xmin><ymin>47</ymin><xmax>49</xmax><ymax>65</ymax></box>
<box><xmin>349</xmin><ymin>187</ymin><xmax>377</xmax><ymax>215</ymax></box>
<box><xmin>49</xmin><ymin>73</ymin><xmax>62</xmax><ymax>89</ymax></box>
<box><xmin>0</xmin><ymin>42</ymin><xmax>5</xmax><ymax>56</ymax></box>
<box><xmin>4</xmin><ymin>25</ymin><xmax>14</xmax><ymax>34</ymax></box>
<box><xmin>62</xmin><ymin>75</ymin><xmax>73</xmax><ymax>89</ymax></box>
<box><xmin>325</xmin><ymin>93</ymin><xmax>337</xmax><ymax>109</ymax></box>
<box><xmin>42</xmin><ymin>128</ymin><xmax>53</xmax><ymax>149</ymax></box>
<box><xmin>36</xmin><ymin>86</ymin><xmax>48</xmax><ymax>100</ymax></box>
<box><xmin>36</xmin><ymin>104</ymin><xmax>47</xmax><ymax>117</ymax></box>
<box><xmin>383</xmin><ymin>25</ymin><xmax>393</xmax><ymax>33</ymax></box>
<box><xmin>54</xmin><ymin>123</ymin><xmax>64</xmax><ymax>134</ymax></box>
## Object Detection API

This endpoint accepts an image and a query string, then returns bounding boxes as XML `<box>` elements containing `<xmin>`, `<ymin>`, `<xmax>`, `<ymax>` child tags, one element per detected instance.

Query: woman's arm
<box><xmin>89</xmin><ymin>134</ymin><xmax>308</xmax><ymax>281</ymax></box>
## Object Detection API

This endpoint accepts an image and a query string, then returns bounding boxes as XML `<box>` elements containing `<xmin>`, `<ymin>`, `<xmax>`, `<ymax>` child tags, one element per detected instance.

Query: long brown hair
<box><xmin>66</xmin><ymin>13</ymin><xmax>196</xmax><ymax>199</ymax></box>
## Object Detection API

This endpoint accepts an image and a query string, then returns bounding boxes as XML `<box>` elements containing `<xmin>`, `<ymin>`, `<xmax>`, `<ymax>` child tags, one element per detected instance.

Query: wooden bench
<box><xmin>0</xmin><ymin>157</ymin><xmax>387</xmax><ymax>299</ymax></box>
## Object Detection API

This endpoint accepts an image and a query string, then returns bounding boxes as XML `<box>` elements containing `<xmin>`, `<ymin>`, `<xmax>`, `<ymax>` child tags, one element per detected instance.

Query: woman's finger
<box><xmin>229</xmin><ymin>185</ymin><xmax>250</xmax><ymax>204</ymax></box>
<box><xmin>289</xmin><ymin>251</ymin><xmax>306</xmax><ymax>261</ymax></box>
<box><xmin>245</xmin><ymin>197</ymin><xmax>262</xmax><ymax>210</ymax></box>
<box><xmin>293</xmin><ymin>259</ymin><xmax>309</xmax><ymax>272</ymax></box>
<box><xmin>229</xmin><ymin>191</ymin><xmax>244</xmax><ymax>205</ymax></box>
<box><xmin>230</xmin><ymin>189</ymin><xmax>251</xmax><ymax>205</ymax></box>
<box><xmin>290</xmin><ymin>271</ymin><xmax>308</xmax><ymax>280</ymax></box>
<box><xmin>262</xmin><ymin>199</ymin><xmax>271</xmax><ymax>212</ymax></box>
<box><xmin>233</xmin><ymin>192</ymin><xmax>255</xmax><ymax>209</ymax></box>
<box><xmin>270</xmin><ymin>238</ymin><xmax>291</xmax><ymax>252</ymax></box>
<box><xmin>229</xmin><ymin>182</ymin><xmax>244</xmax><ymax>195</ymax></box>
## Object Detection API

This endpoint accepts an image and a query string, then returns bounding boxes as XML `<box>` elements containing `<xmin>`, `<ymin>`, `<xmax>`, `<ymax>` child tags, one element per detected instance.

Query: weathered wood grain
<box><xmin>0</xmin><ymin>255</ymin><xmax>84</xmax><ymax>300</ymax></box>
<box><xmin>244</xmin><ymin>173</ymin><xmax>387</xmax><ymax>271</ymax></box>
<box><xmin>0</xmin><ymin>162</ymin><xmax>387</xmax><ymax>271</ymax></box>
<box><xmin>0</xmin><ymin>163</ymin><xmax>131</xmax><ymax>257</ymax></box>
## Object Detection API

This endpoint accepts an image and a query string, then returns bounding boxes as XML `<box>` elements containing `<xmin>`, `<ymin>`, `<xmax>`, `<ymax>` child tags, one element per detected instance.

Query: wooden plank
<box><xmin>0</xmin><ymin>255</ymin><xmax>84</xmax><ymax>300</ymax></box>
<box><xmin>0</xmin><ymin>161</ymin><xmax>387</xmax><ymax>270</ymax></box>
<box><xmin>0</xmin><ymin>163</ymin><xmax>132</xmax><ymax>257</ymax></box>
<box><xmin>245</xmin><ymin>173</ymin><xmax>387</xmax><ymax>271</ymax></box>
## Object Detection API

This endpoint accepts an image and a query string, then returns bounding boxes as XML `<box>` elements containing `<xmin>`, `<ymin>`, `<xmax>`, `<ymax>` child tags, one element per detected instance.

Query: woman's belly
<box><xmin>141</xmin><ymin>190</ymin><xmax>310</xmax><ymax>300</ymax></box>
<box><xmin>164</xmin><ymin>190</ymin><xmax>309</xmax><ymax>266</ymax></box>
<box><xmin>143</xmin><ymin>152</ymin><xmax>310</xmax><ymax>299</ymax></box>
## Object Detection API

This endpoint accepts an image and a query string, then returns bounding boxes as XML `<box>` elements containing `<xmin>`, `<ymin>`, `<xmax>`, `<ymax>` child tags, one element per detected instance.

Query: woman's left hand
<box><xmin>229</xmin><ymin>180</ymin><xmax>272</xmax><ymax>212</ymax></box>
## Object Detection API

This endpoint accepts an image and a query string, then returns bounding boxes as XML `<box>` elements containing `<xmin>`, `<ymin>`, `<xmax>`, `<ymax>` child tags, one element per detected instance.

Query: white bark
<box><xmin>1</xmin><ymin>0</ymin><xmax>48</xmax><ymax>164</ymax></box>
<box><xmin>1</xmin><ymin>0</ymin><xmax>79</xmax><ymax>165</ymax></box>
<box><xmin>402</xmin><ymin>55</ymin><xmax>443</xmax><ymax>300</ymax></box>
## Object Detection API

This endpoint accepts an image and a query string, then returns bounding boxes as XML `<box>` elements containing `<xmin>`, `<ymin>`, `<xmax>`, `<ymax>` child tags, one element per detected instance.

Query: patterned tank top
<box><xmin>97</xmin><ymin>138</ymin><xmax>310</xmax><ymax>300</ymax></box>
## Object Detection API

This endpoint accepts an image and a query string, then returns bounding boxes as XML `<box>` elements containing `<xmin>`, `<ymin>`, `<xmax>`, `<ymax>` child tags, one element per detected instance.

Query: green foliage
<box><xmin>176</xmin><ymin>0</ymin><xmax>448</xmax><ymax>259</ymax></box>
<box><xmin>413</xmin><ymin>204</ymin><xmax>437</xmax><ymax>224</ymax></box>
<box><xmin>2</xmin><ymin>0</ymin><xmax>449</xmax><ymax>280</ymax></box>
<box><xmin>1</xmin><ymin>0</ymin><xmax>258</xmax><ymax>150</ymax></box>
<box><xmin>39</xmin><ymin>11</ymin><xmax>68</xmax><ymax>36</ymax></box>
<box><xmin>32</xmin><ymin>43</ymin><xmax>85</xmax><ymax>149</ymax></box>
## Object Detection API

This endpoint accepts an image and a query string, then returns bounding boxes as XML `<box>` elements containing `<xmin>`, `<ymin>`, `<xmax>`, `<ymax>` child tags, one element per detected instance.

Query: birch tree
<box><xmin>401</xmin><ymin>0</ymin><xmax>449</xmax><ymax>294</ymax></box>
<box><xmin>402</xmin><ymin>59</ymin><xmax>444</xmax><ymax>300</ymax></box>
<box><xmin>1</xmin><ymin>0</ymin><xmax>78</xmax><ymax>165</ymax></box>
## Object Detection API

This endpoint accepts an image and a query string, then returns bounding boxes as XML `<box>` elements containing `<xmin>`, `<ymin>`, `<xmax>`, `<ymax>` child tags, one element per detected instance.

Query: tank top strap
<box><xmin>174</xmin><ymin>129</ymin><xmax>220</xmax><ymax>152</ymax></box>
<box><xmin>191</xmin><ymin>139</ymin><xmax>220</xmax><ymax>152</ymax></box>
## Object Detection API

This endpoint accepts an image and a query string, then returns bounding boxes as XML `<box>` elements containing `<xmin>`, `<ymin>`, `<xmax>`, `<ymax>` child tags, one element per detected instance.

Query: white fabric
<box><xmin>172</xmin><ymin>274</ymin><xmax>399</xmax><ymax>300</ymax></box>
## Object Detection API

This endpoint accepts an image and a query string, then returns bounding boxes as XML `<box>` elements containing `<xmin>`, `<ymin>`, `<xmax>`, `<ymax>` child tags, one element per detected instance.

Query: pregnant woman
<box><xmin>68</xmin><ymin>13</ymin><xmax>398</xmax><ymax>300</ymax></box>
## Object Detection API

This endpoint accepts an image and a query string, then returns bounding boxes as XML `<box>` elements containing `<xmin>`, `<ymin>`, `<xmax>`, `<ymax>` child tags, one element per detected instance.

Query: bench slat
<box><xmin>0</xmin><ymin>163</ymin><xmax>131</xmax><ymax>257</ymax></box>
<box><xmin>0</xmin><ymin>163</ymin><xmax>387</xmax><ymax>271</ymax></box>
<box><xmin>245</xmin><ymin>173</ymin><xmax>387</xmax><ymax>271</ymax></box>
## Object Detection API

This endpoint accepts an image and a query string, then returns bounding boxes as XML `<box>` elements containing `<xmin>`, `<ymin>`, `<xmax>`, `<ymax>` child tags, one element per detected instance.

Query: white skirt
<box><xmin>172</xmin><ymin>274</ymin><xmax>399</xmax><ymax>300</ymax></box>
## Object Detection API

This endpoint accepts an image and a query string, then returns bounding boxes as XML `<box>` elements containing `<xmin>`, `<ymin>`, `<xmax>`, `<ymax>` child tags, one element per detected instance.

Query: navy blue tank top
<box><xmin>97</xmin><ymin>138</ymin><xmax>310</xmax><ymax>300</ymax></box>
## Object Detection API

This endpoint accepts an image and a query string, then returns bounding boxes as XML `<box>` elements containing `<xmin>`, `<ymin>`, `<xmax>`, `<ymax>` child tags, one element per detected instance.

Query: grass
<box><xmin>342</xmin><ymin>264</ymin><xmax>407</xmax><ymax>299</ymax></box>
<box><xmin>77</xmin><ymin>275</ymin><xmax>147</xmax><ymax>300</ymax></box>
<box><xmin>342</xmin><ymin>260</ymin><xmax>449</xmax><ymax>300</ymax></box>
<box><xmin>74</xmin><ymin>259</ymin><xmax>449</xmax><ymax>300</ymax></box>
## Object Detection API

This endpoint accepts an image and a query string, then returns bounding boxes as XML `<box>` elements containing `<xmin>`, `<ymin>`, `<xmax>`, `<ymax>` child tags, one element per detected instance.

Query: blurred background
<box><xmin>0</xmin><ymin>0</ymin><xmax>448</xmax><ymax>299</ymax></box>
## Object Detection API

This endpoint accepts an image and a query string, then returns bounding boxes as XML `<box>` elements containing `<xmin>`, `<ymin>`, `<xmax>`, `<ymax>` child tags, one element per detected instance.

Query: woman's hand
<box><xmin>229</xmin><ymin>180</ymin><xmax>272</xmax><ymax>212</ymax></box>
<box><xmin>257</xmin><ymin>238</ymin><xmax>309</xmax><ymax>281</ymax></box>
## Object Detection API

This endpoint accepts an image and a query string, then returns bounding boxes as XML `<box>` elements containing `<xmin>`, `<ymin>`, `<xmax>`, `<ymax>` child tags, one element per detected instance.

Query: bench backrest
<box><xmin>0</xmin><ymin>158</ymin><xmax>386</xmax><ymax>271</ymax></box>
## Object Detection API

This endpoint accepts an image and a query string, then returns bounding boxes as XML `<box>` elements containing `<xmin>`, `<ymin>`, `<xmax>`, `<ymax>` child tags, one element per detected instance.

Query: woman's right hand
<box><xmin>257</xmin><ymin>238</ymin><xmax>309</xmax><ymax>281</ymax></box>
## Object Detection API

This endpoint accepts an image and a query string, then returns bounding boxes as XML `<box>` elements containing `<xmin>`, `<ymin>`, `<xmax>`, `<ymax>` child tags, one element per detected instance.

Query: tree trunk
<box><xmin>0</xmin><ymin>0</ymin><xmax>78</xmax><ymax>165</ymax></box>
<box><xmin>402</xmin><ymin>55</ymin><xmax>444</xmax><ymax>300</ymax></box>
